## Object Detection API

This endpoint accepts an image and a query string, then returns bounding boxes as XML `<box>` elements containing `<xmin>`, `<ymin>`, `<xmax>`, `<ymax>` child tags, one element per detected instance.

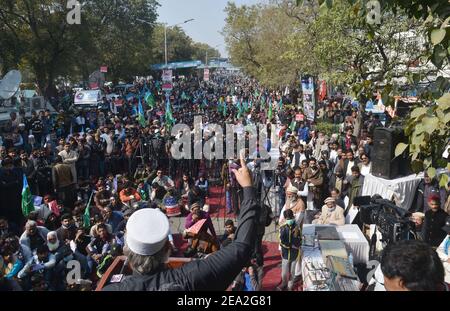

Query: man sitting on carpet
<box><xmin>183</xmin><ymin>202</ymin><xmax>217</xmax><ymax>257</ymax></box>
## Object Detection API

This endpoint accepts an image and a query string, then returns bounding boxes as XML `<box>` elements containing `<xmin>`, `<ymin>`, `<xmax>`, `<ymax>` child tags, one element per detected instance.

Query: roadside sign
<box><xmin>162</xmin><ymin>69</ymin><xmax>173</xmax><ymax>91</ymax></box>
<box><xmin>204</xmin><ymin>68</ymin><xmax>210</xmax><ymax>81</ymax></box>
<box><xmin>100</xmin><ymin>66</ymin><xmax>108</xmax><ymax>73</ymax></box>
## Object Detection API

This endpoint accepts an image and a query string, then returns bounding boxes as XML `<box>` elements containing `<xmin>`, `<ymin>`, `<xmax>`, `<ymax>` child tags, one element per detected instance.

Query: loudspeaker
<box><xmin>372</xmin><ymin>127</ymin><xmax>411</xmax><ymax>179</ymax></box>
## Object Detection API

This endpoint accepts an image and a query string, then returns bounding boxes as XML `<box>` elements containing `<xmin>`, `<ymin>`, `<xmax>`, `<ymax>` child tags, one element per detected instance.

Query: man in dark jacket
<box><xmin>339</xmin><ymin>127</ymin><xmax>357</xmax><ymax>153</ymax></box>
<box><xmin>423</xmin><ymin>195</ymin><xmax>449</xmax><ymax>248</ymax></box>
<box><xmin>413</xmin><ymin>173</ymin><xmax>447</xmax><ymax>213</ymax></box>
<box><xmin>52</xmin><ymin>156</ymin><xmax>75</xmax><ymax>210</ymax></box>
<box><xmin>278</xmin><ymin>209</ymin><xmax>301</xmax><ymax>291</ymax></box>
<box><xmin>103</xmin><ymin>155</ymin><xmax>257</xmax><ymax>291</ymax></box>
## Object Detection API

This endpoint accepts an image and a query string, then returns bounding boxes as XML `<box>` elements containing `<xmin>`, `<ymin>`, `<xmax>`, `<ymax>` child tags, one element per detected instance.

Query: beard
<box><xmin>47</xmin><ymin>240</ymin><xmax>60</xmax><ymax>252</ymax></box>
<box><xmin>287</xmin><ymin>196</ymin><xmax>298</xmax><ymax>208</ymax></box>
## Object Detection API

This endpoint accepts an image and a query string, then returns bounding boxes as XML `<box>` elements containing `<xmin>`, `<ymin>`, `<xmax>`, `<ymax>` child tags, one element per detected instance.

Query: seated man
<box><xmin>136</xmin><ymin>181</ymin><xmax>150</xmax><ymax>202</ymax></box>
<box><xmin>1</xmin><ymin>245</ymin><xmax>24</xmax><ymax>281</ymax></box>
<box><xmin>94</xmin><ymin>182</ymin><xmax>113</xmax><ymax>213</ymax></box>
<box><xmin>188</xmin><ymin>186</ymin><xmax>207</xmax><ymax>210</ymax></box>
<box><xmin>183</xmin><ymin>202</ymin><xmax>218</xmax><ymax>257</ymax></box>
<box><xmin>312</xmin><ymin>197</ymin><xmax>345</xmax><ymax>226</ymax></box>
<box><xmin>150</xmin><ymin>182</ymin><xmax>167</xmax><ymax>205</ymax></box>
<box><xmin>195</xmin><ymin>175</ymin><xmax>209</xmax><ymax>197</ymax></box>
<box><xmin>102</xmin><ymin>206</ymin><xmax>124</xmax><ymax>234</ymax></box>
<box><xmin>55</xmin><ymin>213</ymin><xmax>77</xmax><ymax>244</ymax></box>
<box><xmin>119</xmin><ymin>183</ymin><xmax>142</xmax><ymax>208</ymax></box>
<box><xmin>220</xmin><ymin>219</ymin><xmax>236</xmax><ymax>246</ymax></box>
<box><xmin>86</xmin><ymin>224</ymin><xmax>121</xmax><ymax>278</ymax></box>
<box><xmin>18</xmin><ymin>245</ymin><xmax>57</xmax><ymax>291</ymax></box>
<box><xmin>19</xmin><ymin>221</ymin><xmax>49</xmax><ymax>252</ymax></box>
<box><xmin>152</xmin><ymin>170</ymin><xmax>175</xmax><ymax>191</ymax></box>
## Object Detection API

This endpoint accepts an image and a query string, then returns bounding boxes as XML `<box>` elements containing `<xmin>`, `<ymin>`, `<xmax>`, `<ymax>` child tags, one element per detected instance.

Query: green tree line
<box><xmin>0</xmin><ymin>0</ymin><xmax>219</xmax><ymax>97</ymax></box>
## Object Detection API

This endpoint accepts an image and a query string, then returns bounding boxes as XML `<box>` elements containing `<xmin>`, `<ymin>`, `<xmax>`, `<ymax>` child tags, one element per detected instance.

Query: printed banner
<box><xmin>301</xmin><ymin>76</ymin><xmax>316</xmax><ymax>122</ymax></box>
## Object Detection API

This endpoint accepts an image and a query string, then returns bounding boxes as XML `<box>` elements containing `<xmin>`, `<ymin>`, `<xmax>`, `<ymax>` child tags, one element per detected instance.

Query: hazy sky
<box><xmin>157</xmin><ymin>0</ymin><xmax>264</xmax><ymax>59</ymax></box>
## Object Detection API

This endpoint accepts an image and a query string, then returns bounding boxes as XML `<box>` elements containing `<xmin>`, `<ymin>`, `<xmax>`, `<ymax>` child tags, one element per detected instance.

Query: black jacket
<box><xmin>103</xmin><ymin>187</ymin><xmax>257</xmax><ymax>291</ymax></box>
<box><xmin>422</xmin><ymin>208</ymin><xmax>448</xmax><ymax>247</ymax></box>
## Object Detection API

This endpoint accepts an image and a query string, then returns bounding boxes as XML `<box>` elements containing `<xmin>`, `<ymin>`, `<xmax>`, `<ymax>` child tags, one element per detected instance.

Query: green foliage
<box><xmin>314</xmin><ymin>121</ymin><xmax>340</xmax><ymax>137</ymax></box>
<box><xmin>0</xmin><ymin>0</ymin><xmax>220</xmax><ymax>95</ymax></box>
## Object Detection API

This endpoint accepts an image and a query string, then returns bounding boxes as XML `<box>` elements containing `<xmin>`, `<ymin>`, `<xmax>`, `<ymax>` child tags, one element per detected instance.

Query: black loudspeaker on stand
<box><xmin>371</xmin><ymin>127</ymin><xmax>412</xmax><ymax>180</ymax></box>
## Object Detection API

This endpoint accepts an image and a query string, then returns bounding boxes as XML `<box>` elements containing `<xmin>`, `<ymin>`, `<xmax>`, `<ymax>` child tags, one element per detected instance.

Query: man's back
<box><xmin>52</xmin><ymin>163</ymin><xmax>73</xmax><ymax>188</ymax></box>
<box><xmin>103</xmin><ymin>187</ymin><xmax>258</xmax><ymax>291</ymax></box>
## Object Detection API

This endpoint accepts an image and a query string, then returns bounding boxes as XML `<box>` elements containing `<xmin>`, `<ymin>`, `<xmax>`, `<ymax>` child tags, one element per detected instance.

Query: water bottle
<box><xmin>348</xmin><ymin>251</ymin><xmax>354</xmax><ymax>267</ymax></box>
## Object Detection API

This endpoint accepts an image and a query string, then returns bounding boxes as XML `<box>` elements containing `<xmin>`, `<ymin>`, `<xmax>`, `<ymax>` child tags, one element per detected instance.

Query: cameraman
<box><xmin>273</xmin><ymin>157</ymin><xmax>288</xmax><ymax>221</ymax></box>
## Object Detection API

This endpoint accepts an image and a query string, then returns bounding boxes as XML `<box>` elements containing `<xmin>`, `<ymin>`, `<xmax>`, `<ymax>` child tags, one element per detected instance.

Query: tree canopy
<box><xmin>0</xmin><ymin>0</ymin><xmax>220</xmax><ymax>96</ymax></box>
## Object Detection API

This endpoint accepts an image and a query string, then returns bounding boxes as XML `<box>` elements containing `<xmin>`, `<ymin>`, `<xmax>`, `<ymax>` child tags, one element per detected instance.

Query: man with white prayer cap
<box><xmin>103</xmin><ymin>153</ymin><xmax>258</xmax><ymax>291</ymax></box>
<box><xmin>312</xmin><ymin>197</ymin><xmax>345</xmax><ymax>226</ymax></box>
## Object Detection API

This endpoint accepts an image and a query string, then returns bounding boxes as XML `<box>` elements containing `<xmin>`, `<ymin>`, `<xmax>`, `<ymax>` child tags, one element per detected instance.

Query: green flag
<box><xmin>21</xmin><ymin>174</ymin><xmax>34</xmax><ymax>217</ymax></box>
<box><xmin>223</xmin><ymin>100</ymin><xmax>227</xmax><ymax>117</ymax></box>
<box><xmin>145</xmin><ymin>92</ymin><xmax>155</xmax><ymax>108</ymax></box>
<box><xmin>289</xmin><ymin>120</ymin><xmax>297</xmax><ymax>132</ymax></box>
<box><xmin>138</xmin><ymin>98</ymin><xmax>147</xmax><ymax>127</ymax></box>
<box><xmin>268</xmin><ymin>101</ymin><xmax>273</xmax><ymax>120</ymax></box>
<box><xmin>278</xmin><ymin>98</ymin><xmax>283</xmax><ymax>110</ymax></box>
<box><xmin>83</xmin><ymin>191</ymin><xmax>94</xmax><ymax>228</ymax></box>
<box><xmin>236</xmin><ymin>101</ymin><xmax>243</xmax><ymax>119</ymax></box>
<box><xmin>165</xmin><ymin>98</ymin><xmax>175</xmax><ymax>129</ymax></box>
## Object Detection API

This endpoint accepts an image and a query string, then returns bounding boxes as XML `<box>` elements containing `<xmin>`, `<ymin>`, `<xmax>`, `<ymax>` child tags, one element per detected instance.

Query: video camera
<box><xmin>358</xmin><ymin>195</ymin><xmax>415</xmax><ymax>245</ymax></box>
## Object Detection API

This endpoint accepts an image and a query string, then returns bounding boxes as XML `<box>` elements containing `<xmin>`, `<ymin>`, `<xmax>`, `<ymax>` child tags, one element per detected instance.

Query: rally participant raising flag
<box><xmin>83</xmin><ymin>191</ymin><xmax>94</xmax><ymax>229</ymax></box>
<box><xmin>21</xmin><ymin>174</ymin><xmax>34</xmax><ymax>217</ymax></box>
<box><xmin>165</xmin><ymin>97</ymin><xmax>175</xmax><ymax>130</ymax></box>
<box><xmin>145</xmin><ymin>91</ymin><xmax>155</xmax><ymax>109</ymax></box>
<box><xmin>138</xmin><ymin>98</ymin><xmax>147</xmax><ymax>127</ymax></box>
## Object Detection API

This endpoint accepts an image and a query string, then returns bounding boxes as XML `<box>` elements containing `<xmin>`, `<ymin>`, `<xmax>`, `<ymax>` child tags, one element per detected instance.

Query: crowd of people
<box><xmin>0</xmin><ymin>70</ymin><xmax>449</xmax><ymax>291</ymax></box>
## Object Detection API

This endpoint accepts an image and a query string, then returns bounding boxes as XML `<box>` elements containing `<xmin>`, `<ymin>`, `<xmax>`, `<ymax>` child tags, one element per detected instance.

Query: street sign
<box><xmin>162</xmin><ymin>69</ymin><xmax>173</xmax><ymax>91</ymax></box>
<box><xmin>100</xmin><ymin>66</ymin><xmax>108</xmax><ymax>73</ymax></box>
<box><xmin>203</xmin><ymin>68</ymin><xmax>210</xmax><ymax>81</ymax></box>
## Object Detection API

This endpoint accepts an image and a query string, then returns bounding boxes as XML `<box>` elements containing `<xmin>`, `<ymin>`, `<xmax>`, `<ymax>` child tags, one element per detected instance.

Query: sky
<box><xmin>157</xmin><ymin>0</ymin><xmax>264</xmax><ymax>59</ymax></box>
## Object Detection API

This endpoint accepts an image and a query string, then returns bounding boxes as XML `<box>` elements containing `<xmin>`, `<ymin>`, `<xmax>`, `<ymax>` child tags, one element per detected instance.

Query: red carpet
<box><xmin>207</xmin><ymin>186</ymin><xmax>237</xmax><ymax>219</ymax></box>
<box><xmin>172</xmin><ymin>233</ymin><xmax>282</xmax><ymax>291</ymax></box>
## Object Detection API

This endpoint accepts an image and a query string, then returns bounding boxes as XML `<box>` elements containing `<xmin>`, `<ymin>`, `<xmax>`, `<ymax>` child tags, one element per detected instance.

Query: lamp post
<box><xmin>137</xmin><ymin>18</ymin><xmax>194</xmax><ymax>67</ymax></box>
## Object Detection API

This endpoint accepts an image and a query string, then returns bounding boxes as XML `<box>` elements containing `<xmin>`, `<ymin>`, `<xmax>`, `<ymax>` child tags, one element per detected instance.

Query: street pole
<box><xmin>164</xmin><ymin>24</ymin><xmax>168</xmax><ymax>67</ymax></box>
<box><xmin>206</xmin><ymin>50</ymin><xmax>208</xmax><ymax>68</ymax></box>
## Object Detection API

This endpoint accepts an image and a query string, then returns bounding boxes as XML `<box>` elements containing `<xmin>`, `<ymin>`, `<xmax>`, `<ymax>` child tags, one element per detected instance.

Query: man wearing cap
<box><xmin>312</xmin><ymin>197</ymin><xmax>345</xmax><ymax>226</ymax></box>
<box><xmin>103</xmin><ymin>154</ymin><xmax>258</xmax><ymax>291</ymax></box>
<box><xmin>279</xmin><ymin>185</ymin><xmax>305</xmax><ymax>226</ymax></box>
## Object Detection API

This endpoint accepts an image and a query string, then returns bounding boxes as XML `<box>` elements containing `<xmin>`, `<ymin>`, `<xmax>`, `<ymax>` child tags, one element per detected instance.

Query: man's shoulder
<box><xmin>102</xmin><ymin>271</ymin><xmax>186</xmax><ymax>291</ymax></box>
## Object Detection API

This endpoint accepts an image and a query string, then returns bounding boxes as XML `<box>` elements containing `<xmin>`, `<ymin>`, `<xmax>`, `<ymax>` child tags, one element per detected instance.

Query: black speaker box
<box><xmin>371</xmin><ymin>127</ymin><xmax>411</xmax><ymax>179</ymax></box>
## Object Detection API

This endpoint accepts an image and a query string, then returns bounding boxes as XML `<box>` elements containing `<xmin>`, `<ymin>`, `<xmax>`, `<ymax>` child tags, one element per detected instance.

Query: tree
<box><xmin>0</xmin><ymin>0</ymin><xmax>160</xmax><ymax>93</ymax></box>
<box><xmin>310</xmin><ymin>0</ymin><xmax>449</xmax><ymax>185</ymax></box>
